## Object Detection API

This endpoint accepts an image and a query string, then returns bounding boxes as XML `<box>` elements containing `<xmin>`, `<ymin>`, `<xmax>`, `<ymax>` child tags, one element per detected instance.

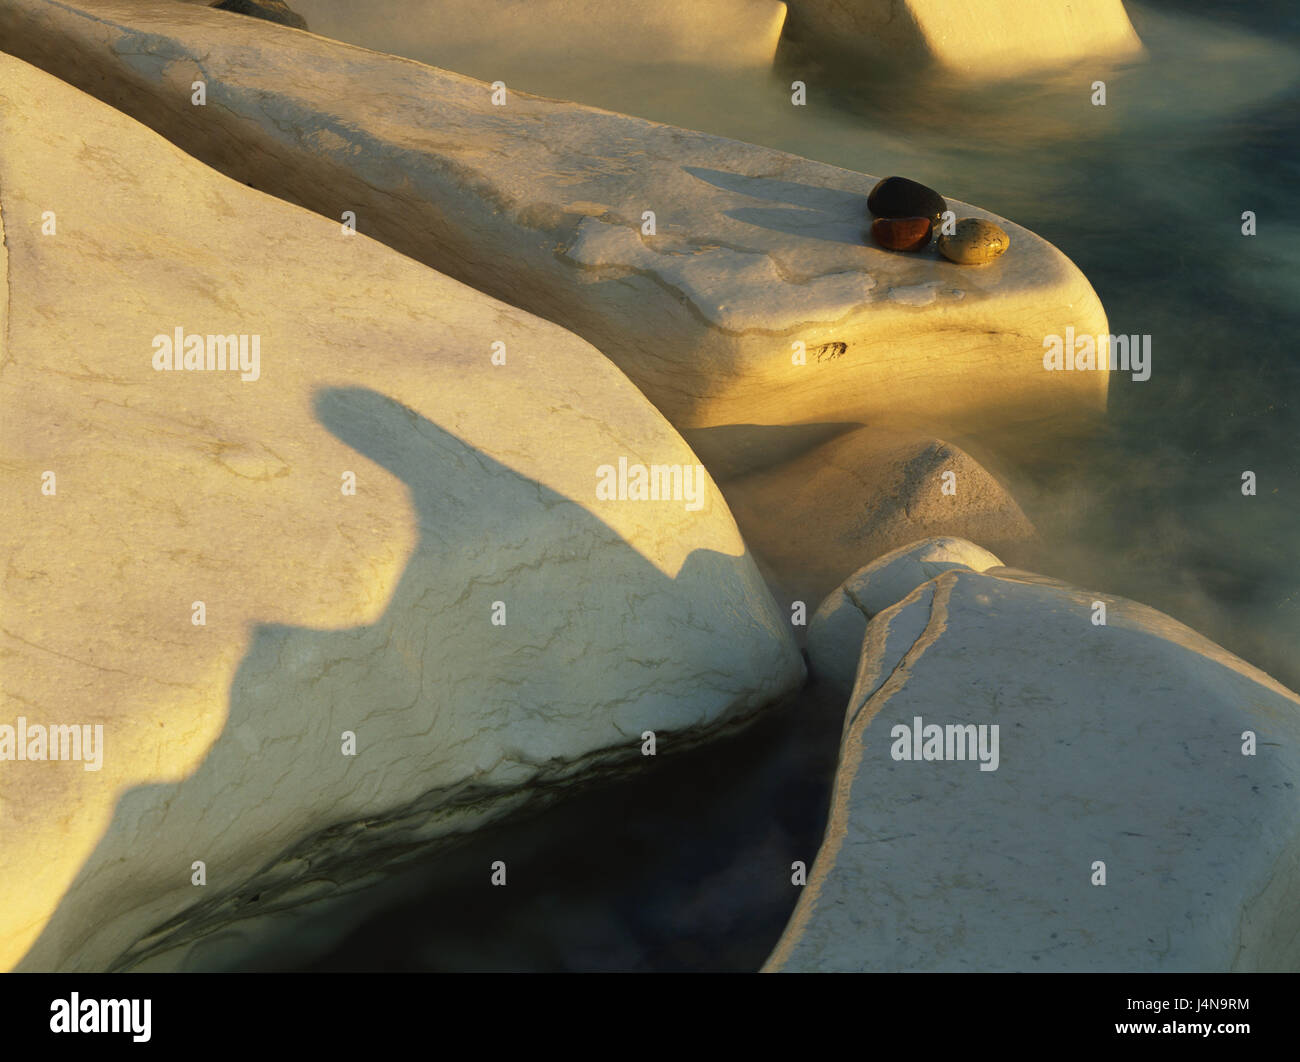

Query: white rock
<box><xmin>784</xmin><ymin>0</ymin><xmax>1144</xmax><ymax>78</ymax></box>
<box><xmin>807</xmin><ymin>537</ymin><xmax>1004</xmax><ymax>693</ymax></box>
<box><xmin>767</xmin><ymin>566</ymin><xmax>1300</xmax><ymax>972</ymax></box>
<box><xmin>721</xmin><ymin>429</ymin><xmax>1031</xmax><ymax>607</ymax></box>
<box><xmin>0</xmin><ymin>52</ymin><xmax>803</xmax><ymax>972</ymax></box>
<box><xmin>0</xmin><ymin>0</ymin><xmax>1111</xmax><ymax>470</ymax></box>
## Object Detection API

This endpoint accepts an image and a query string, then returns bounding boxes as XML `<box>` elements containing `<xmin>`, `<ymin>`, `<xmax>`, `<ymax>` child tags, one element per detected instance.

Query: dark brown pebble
<box><xmin>867</xmin><ymin>176</ymin><xmax>947</xmax><ymax>227</ymax></box>
<box><xmin>870</xmin><ymin>215</ymin><xmax>934</xmax><ymax>252</ymax></box>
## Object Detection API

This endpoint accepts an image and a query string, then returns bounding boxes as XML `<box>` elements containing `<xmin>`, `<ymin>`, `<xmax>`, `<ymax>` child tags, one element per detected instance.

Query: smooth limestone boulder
<box><xmin>0</xmin><ymin>0</ymin><xmax>1111</xmax><ymax>473</ymax></box>
<box><xmin>783</xmin><ymin>0</ymin><xmax>1144</xmax><ymax>79</ymax></box>
<box><xmin>767</xmin><ymin>565</ymin><xmax>1300</xmax><ymax>972</ymax></box>
<box><xmin>807</xmin><ymin>537</ymin><xmax>1004</xmax><ymax>694</ymax></box>
<box><xmin>721</xmin><ymin>429</ymin><xmax>1033</xmax><ymax>607</ymax></box>
<box><xmin>289</xmin><ymin>0</ymin><xmax>788</xmax><ymax>72</ymax></box>
<box><xmin>0</xmin><ymin>52</ymin><xmax>803</xmax><ymax>973</ymax></box>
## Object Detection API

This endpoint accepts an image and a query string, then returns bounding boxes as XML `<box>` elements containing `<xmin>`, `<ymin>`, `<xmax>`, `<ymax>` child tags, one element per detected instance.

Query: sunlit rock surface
<box><xmin>767</xmin><ymin>565</ymin><xmax>1300</xmax><ymax>972</ymax></box>
<box><xmin>290</xmin><ymin>0</ymin><xmax>787</xmax><ymax>71</ymax></box>
<box><xmin>783</xmin><ymin>0</ymin><xmax>1144</xmax><ymax>78</ymax></box>
<box><xmin>0</xmin><ymin>52</ymin><xmax>803</xmax><ymax>972</ymax></box>
<box><xmin>806</xmin><ymin>537</ymin><xmax>1004</xmax><ymax>695</ymax></box>
<box><xmin>721</xmin><ymin>429</ymin><xmax>1033</xmax><ymax>608</ymax></box>
<box><xmin>0</xmin><ymin>0</ymin><xmax>1110</xmax><ymax>472</ymax></box>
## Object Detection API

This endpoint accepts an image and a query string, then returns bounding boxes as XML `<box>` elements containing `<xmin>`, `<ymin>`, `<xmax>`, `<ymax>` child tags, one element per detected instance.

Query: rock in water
<box><xmin>939</xmin><ymin>218</ymin><xmax>1010</xmax><ymax>265</ymax></box>
<box><xmin>767</xmin><ymin>564</ymin><xmax>1300</xmax><ymax>972</ymax></box>
<box><xmin>0</xmin><ymin>52</ymin><xmax>803</xmax><ymax>973</ymax></box>
<box><xmin>0</xmin><ymin>0</ymin><xmax>1114</xmax><ymax>470</ymax></box>
<box><xmin>720</xmin><ymin>429</ymin><xmax>1034</xmax><ymax>608</ymax></box>
<box><xmin>868</xmin><ymin>216</ymin><xmax>933</xmax><ymax>252</ymax></box>
<box><xmin>866</xmin><ymin>176</ymin><xmax>947</xmax><ymax>226</ymax></box>
<box><xmin>807</xmin><ymin>537</ymin><xmax>1005</xmax><ymax>695</ymax></box>
<box><xmin>782</xmin><ymin>0</ymin><xmax>1144</xmax><ymax>79</ymax></box>
<box><xmin>211</xmin><ymin>0</ymin><xmax>307</xmax><ymax>29</ymax></box>
<box><xmin>289</xmin><ymin>0</ymin><xmax>787</xmax><ymax>72</ymax></box>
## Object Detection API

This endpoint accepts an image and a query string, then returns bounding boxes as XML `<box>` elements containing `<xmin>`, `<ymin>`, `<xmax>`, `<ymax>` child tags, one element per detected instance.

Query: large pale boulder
<box><xmin>289</xmin><ymin>0</ymin><xmax>787</xmax><ymax>72</ymax></box>
<box><xmin>807</xmin><ymin>537</ymin><xmax>1004</xmax><ymax>694</ymax></box>
<box><xmin>0</xmin><ymin>52</ymin><xmax>803</xmax><ymax>973</ymax></box>
<box><xmin>766</xmin><ymin>565</ymin><xmax>1300</xmax><ymax>972</ymax></box>
<box><xmin>0</xmin><ymin>0</ymin><xmax>1111</xmax><ymax>471</ymax></box>
<box><xmin>721</xmin><ymin>429</ymin><xmax>1033</xmax><ymax>607</ymax></box>
<box><xmin>783</xmin><ymin>0</ymin><xmax>1144</xmax><ymax>79</ymax></box>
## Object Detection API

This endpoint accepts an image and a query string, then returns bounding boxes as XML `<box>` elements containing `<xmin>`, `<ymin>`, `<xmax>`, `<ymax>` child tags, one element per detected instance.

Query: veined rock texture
<box><xmin>768</xmin><ymin>560</ymin><xmax>1300</xmax><ymax>972</ymax></box>
<box><xmin>0</xmin><ymin>52</ymin><xmax>803</xmax><ymax>972</ymax></box>
<box><xmin>806</xmin><ymin>537</ymin><xmax>1005</xmax><ymax>695</ymax></box>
